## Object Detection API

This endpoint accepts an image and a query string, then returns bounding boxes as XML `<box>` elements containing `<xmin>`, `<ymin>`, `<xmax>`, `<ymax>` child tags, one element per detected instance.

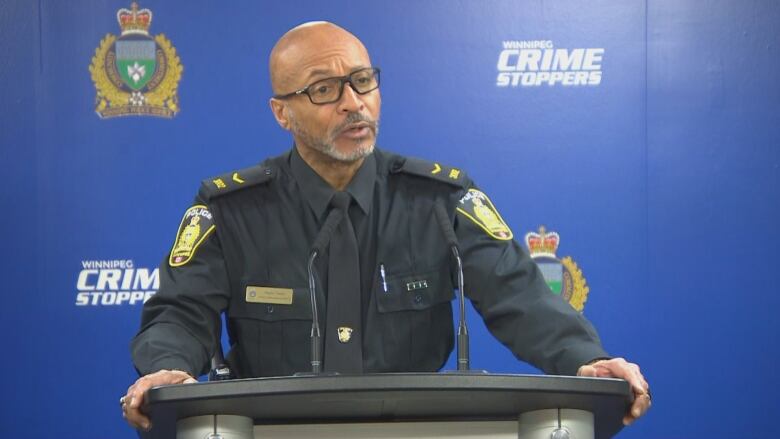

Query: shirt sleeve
<box><xmin>130</xmin><ymin>198</ymin><xmax>231</xmax><ymax>377</ymax></box>
<box><xmin>454</xmin><ymin>186</ymin><xmax>609</xmax><ymax>376</ymax></box>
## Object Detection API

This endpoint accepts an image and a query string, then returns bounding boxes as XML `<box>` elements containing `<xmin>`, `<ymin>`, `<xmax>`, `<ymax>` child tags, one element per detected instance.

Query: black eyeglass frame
<box><xmin>272</xmin><ymin>67</ymin><xmax>381</xmax><ymax>105</ymax></box>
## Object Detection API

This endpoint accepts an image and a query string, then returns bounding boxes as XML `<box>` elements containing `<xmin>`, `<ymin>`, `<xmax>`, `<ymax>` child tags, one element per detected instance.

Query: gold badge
<box><xmin>525</xmin><ymin>226</ymin><xmax>590</xmax><ymax>312</ymax></box>
<box><xmin>245</xmin><ymin>286</ymin><xmax>293</xmax><ymax>305</ymax></box>
<box><xmin>89</xmin><ymin>2</ymin><xmax>183</xmax><ymax>118</ymax></box>
<box><xmin>337</xmin><ymin>327</ymin><xmax>353</xmax><ymax>343</ymax></box>
<box><xmin>456</xmin><ymin>189</ymin><xmax>513</xmax><ymax>240</ymax></box>
<box><xmin>169</xmin><ymin>205</ymin><xmax>215</xmax><ymax>267</ymax></box>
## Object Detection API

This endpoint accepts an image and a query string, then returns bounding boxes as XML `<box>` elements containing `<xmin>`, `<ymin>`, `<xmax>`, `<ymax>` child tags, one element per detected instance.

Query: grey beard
<box><xmin>289</xmin><ymin>111</ymin><xmax>379</xmax><ymax>163</ymax></box>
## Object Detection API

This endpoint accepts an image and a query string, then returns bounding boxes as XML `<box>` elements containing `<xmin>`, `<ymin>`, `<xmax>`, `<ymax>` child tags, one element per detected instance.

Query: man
<box><xmin>122</xmin><ymin>21</ymin><xmax>651</xmax><ymax>431</ymax></box>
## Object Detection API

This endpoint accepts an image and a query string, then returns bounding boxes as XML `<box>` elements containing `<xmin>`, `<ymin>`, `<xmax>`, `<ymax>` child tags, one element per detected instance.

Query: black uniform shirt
<box><xmin>289</xmin><ymin>147</ymin><xmax>377</xmax><ymax>319</ymax></box>
<box><xmin>132</xmin><ymin>147</ymin><xmax>609</xmax><ymax>378</ymax></box>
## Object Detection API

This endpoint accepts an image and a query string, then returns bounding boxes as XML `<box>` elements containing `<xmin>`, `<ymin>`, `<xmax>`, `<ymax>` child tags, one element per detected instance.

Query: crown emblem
<box><xmin>525</xmin><ymin>226</ymin><xmax>560</xmax><ymax>258</ymax></box>
<box><xmin>117</xmin><ymin>2</ymin><xmax>152</xmax><ymax>36</ymax></box>
<box><xmin>524</xmin><ymin>226</ymin><xmax>589</xmax><ymax>312</ymax></box>
<box><xmin>89</xmin><ymin>2</ymin><xmax>182</xmax><ymax>118</ymax></box>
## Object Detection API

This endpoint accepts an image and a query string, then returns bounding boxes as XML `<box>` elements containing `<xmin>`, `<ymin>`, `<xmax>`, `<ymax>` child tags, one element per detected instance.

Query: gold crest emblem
<box><xmin>89</xmin><ymin>2</ymin><xmax>182</xmax><ymax>118</ymax></box>
<box><xmin>337</xmin><ymin>327</ymin><xmax>353</xmax><ymax>343</ymax></box>
<box><xmin>456</xmin><ymin>189</ymin><xmax>513</xmax><ymax>240</ymax></box>
<box><xmin>169</xmin><ymin>205</ymin><xmax>215</xmax><ymax>267</ymax></box>
<box><xmin>525</xmin><ymin>226</ymin><xmax>589</xmax><ymax>311</ymax></box>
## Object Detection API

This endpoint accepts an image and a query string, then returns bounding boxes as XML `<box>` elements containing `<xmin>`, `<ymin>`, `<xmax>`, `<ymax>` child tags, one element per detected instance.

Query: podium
<box><xmin>141</xmin><ymin>373</ymin><xmax>632</xmax><ymax>439</ymax></box>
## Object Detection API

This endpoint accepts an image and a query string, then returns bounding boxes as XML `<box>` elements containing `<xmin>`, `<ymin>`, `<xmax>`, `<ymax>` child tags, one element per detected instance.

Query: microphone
<box><xmin>305</xmin><ymin>207</ymin><xmax>344</xmax><ymax>374</ymax></box>
<box><xmin>434</xmin><ymin>202</ymin><xmax>473</xmax><ymax>372</ymax></box>
<box><xmin>208</xmin><ymin>318</ymin><xmax>233</xmax><ymax>381</ymax></box>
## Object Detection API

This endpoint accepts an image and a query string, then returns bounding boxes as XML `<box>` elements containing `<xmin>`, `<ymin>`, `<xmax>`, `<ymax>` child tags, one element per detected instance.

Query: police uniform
<box><xmin>131</xmin><ymin>147</ymin><xmax>608</xmax><ymax>378</ymax></box>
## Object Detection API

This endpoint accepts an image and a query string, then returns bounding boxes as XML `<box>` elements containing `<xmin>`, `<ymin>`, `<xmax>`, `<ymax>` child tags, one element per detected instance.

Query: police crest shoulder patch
<box><xmin>524</xmin><ymin>226</ymin><xmax>590</xmax><ymax>312</ymax></box>
<box><xmin>88</xmin><ymin>2</ymin><xmax>183</xmax><ymax>119</ymax></box>
<box><xmin>457</xmin><ymin>188</ymin><xmax>513</xmax><ymax>240</ymax></box>
<box><xmin>169</xmin><ymin>205</ymin><xmax>215</xmax><ymax>267</ymax></box>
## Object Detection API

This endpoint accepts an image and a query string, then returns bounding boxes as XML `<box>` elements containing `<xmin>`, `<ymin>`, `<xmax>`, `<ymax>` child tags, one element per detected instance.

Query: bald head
<box><xmin>269</xmin><ymin>22</ymin><xmax>371</xmax><ymax>94</ymax></box>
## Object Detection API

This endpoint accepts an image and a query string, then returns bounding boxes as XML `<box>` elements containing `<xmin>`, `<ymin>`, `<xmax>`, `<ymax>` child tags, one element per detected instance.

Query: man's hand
<box><xmin>121</xmin><ymin>369</ymin><xmax>198</xmax><ymax>431</ymax></box>
<box><xmin>577</xmin><ymin>358</ymin><xmax>651</xmax><ymax>426</ymax></box>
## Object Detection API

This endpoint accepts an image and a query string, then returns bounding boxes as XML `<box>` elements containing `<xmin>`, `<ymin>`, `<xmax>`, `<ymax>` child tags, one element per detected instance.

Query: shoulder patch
<box><xmin>394</xmin><ymin>156</ymin><xmax>468</xmax><ymax>188</ymax></box>
<box><xmin>169</xmin><ymin>205</ymin><xmax>216</xmax><ymax>267</ymax></box>
<box><xmin>200</xmin><ymin>164</ymin><xmax>274</xmax><ymax>200</ymax></box>
<box><xmin>456</xmin><ymin>189</ymin><xmax>513</xmax><ymax>240</ymax></box>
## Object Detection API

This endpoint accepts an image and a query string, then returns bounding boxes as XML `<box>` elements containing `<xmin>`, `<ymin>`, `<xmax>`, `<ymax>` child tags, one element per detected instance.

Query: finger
<box><xmin>624</xmin><ymin>363</ymin><xmax>645</xmax><ymax>386</ymax></box>
<box><xmin>631</xmin><ymin>393</ymin><xmax>652</xmax><ymax>418</ymax></box>
<box><xmin>128</xmin><ymin>376</ymin><xmax>153</xmax><ymax>409</ymax></box>
<box><xmin>592</xmin><ymin>360</ymin><xmax>651</xmax><ymax>424</ymax></box>
<box><xmin>124</xmin><ymin>370</ymin><xmax>196</xmax><ymax>431</ymax></box>
<box><xmin>124</xmin><ymin>379</ymin><xmax>152</xmax><ymax>430</ymax></box>
<box><xmin>594</xmin><ymin>365</ymin><xmax>615</xmax><ymax>378</ymax></box>
<box><xmin>629</xmin><ymin>366</ymin><xmax>649</xmax><ymax>395</ymax></box>
<box><xmin>125</xmin><ymin>404</ymin><xmax>152</xmax><ymax>431</ymax></box>
<box><xmin>626</xmin><ymin>391</ymin><xmax>651</xmax><ymax>423</ymax></box>
<box><xmin>636</xmin><ymin>369</ymin><xmax>649</xmax><ymax>393</ymax></box>
<box><xmin>583</xmin><ymin>359</ymin><xmax>620</xmax><ymax>378</ymax></box>
<box><xmin>605</xmin><ymin>360</ymin><xmax>644</xmax><ymax>392</ymax></box>
<box><xmin>129</xmin><ymin>370</ymin><xmax>192</xmax><ymax>408</ymax></box>
<box><xmin>577</xmin><ymin>365</ymin><xmax>598</xmax><ymax>377</ymax></box>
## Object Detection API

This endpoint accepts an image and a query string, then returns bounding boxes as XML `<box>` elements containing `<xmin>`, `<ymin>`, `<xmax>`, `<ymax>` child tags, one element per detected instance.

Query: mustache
<box><xmin>333</xmin><ymin>112</ymin><xmax>379</xmax><ymax>134</ymax></box>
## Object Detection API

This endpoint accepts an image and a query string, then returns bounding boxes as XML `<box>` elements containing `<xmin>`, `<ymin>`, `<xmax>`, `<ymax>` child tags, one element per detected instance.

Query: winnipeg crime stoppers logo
<box><xmin>75</xmin><ymin>260</ymin><xmax>158</xmax><ymax>306</ymax></box>
<box><xmin>497</xmin><ymin>40</ymin><xmax>604</xmax><ymax>87</ymax></box>
<box><xmin>89</xmin><ymin>2</ymin><xmax>182</xmax><ymax>118</ymax></box>
<box><xmin>525</xmin><ymin>227</ymin><xmax>589</xmax><ymax>311</ymax></box>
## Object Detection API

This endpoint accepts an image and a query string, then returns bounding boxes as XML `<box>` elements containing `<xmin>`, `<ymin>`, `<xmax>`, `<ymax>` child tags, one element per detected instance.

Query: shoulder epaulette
<box><xmin>390</xmin><ymin>156</ymin><xmax>469</xmax><ymax>189</ymax></box>
<box><xmin>199</xmin><ymin>164</ymin><xmax>274</xmax><ymax>201</ymax></box>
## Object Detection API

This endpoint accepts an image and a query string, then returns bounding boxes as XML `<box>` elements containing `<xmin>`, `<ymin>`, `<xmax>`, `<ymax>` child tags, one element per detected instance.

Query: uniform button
<box><xmin>266</xmin><ymin>305</ymin><xmax>274</xmax><ymax>313</ymax></box>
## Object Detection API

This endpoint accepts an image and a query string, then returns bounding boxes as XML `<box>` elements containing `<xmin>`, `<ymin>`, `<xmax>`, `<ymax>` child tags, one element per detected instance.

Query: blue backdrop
<box><xmin>1</xmin><ymin>1</ymin><xmax>778</xmax><ymax>437</ymax></box>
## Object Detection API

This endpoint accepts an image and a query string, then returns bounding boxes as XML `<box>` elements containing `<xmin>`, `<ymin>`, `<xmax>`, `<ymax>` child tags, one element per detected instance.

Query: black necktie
<box><xmin>323</xmin><ymin>191</ymin><xmax>363</xmax><ymax>373</ymax></box>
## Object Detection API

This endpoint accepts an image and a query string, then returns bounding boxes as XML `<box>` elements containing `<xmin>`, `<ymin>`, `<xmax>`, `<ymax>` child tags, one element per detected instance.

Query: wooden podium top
<box><xmin>142</xmin><ymin>373</ymin><xmax>632</xmax><ymax>439</ymax></box>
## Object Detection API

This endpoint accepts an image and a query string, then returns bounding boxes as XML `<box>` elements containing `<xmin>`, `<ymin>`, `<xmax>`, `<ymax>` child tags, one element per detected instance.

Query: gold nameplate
<box><xmin>245</xmin><ymin>286</ymin><xmax>294</xmax><ymax>305</ymax></box>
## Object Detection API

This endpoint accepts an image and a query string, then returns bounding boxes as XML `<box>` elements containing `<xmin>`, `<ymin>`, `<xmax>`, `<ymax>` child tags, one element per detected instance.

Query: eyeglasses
<box><xmin>273</xmin><ymin>67</ymin><xmax>381</xmax><ymax>105</ymax></box>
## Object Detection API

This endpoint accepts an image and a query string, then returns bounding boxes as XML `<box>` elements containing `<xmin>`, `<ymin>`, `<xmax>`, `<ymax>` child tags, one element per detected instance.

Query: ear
<box><xmin>269</xmin><ymin>98</ymin><xmax>291</xmax><ymax>131</ymax></box>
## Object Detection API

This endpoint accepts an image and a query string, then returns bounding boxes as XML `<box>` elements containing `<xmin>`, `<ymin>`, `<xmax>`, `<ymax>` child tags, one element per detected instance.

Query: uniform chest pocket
<box><xmin>375</xmin><ymin>265</ymin><xmax>455</xmax><ymax>313</ymax></box>
<box><xmin>227</xmin><ymin>284</ymin><xmax>312</xmax><ymax>378</ymax></box>
<box><xmin>369</xmin><ymin>264</ymin><xmax>456</xmax><ymax>372</ymax></box>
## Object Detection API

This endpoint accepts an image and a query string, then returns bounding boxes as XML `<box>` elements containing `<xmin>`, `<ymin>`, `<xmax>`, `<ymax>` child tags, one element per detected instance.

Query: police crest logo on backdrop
<box><xmin>89</xmin><ymin>2</ymin><xmax>182</xmax><ymax>118</ymax></box>
<box><xmin>525</xmin><ymin>226</ymin><xmax>590</xmax><ymax>311</ymax></box>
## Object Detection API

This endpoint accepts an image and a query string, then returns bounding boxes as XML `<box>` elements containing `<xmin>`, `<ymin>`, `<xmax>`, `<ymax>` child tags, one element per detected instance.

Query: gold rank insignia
<box><xmin>169</xmin><ymin>205</ymin><xmax>215</xmax><ymax>267</ymax></box>
<box><xmin>337</xmin><ymin>327</ymin><xmax>354</xmax><ymax>343</ymax></box>
<box><xmin>456</xmin><ymin>189</ymin><xmax>513</xmax><ymax>240</ymax></box>
<box><xmin>525</xmin><ymin>226</ymin><xmax>590</xmax><ymax>312</ymax></box>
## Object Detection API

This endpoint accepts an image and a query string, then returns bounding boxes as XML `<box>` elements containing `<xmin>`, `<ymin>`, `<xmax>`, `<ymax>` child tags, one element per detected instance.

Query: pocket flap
<box><xmin>376</xmin><ymin>266</ymin><xmax>454</xmax><ymax>313</ymax></box>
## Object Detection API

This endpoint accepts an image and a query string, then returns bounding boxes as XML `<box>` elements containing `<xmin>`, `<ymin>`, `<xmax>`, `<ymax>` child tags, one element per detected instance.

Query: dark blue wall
<box><xmin>1</xmin><ymin>1</ymin><xmax>778</xmax><ymax>437</ymax></box>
